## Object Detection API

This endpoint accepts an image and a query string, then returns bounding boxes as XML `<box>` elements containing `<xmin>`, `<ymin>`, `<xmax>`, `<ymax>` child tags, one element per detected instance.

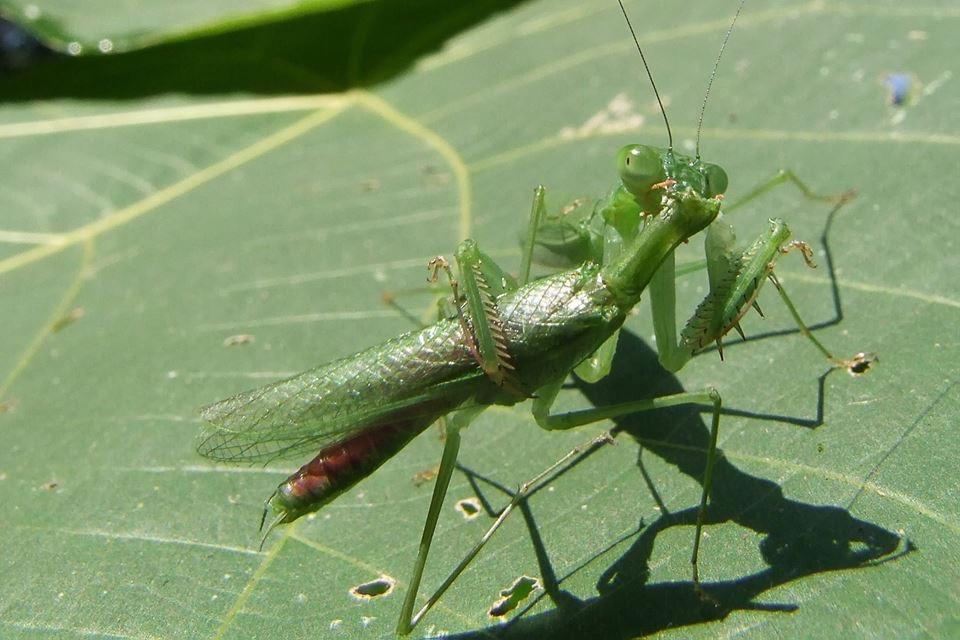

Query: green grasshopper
<box><xmin>198</xmin><ymin>1</ymin><xmax>873</xmax><ymax>634</ymax></box>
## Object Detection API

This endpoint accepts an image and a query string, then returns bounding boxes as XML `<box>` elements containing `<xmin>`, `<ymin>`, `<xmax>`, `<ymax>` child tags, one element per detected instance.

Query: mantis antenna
<box><xmin>695</xmin><ymin>0</ymin><xmax>748</xmax><ymax>160</ymax></box>
<box><xmin>617</xmin><ymin>0</ymin><xmax>672</xmax><ymax>152</ymax></box>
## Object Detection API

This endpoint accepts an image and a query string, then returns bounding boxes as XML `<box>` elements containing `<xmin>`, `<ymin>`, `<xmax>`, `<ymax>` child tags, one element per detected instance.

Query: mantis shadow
<box><xmin>449</xmin><ymin>331</ymin><xmax>906</xmax><ymax>639</ymax></box>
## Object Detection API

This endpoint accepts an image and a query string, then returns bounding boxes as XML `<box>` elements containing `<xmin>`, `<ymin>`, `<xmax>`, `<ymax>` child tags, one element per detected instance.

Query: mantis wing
<box><xmin>197</xmin><ymin>320</ymin><xmax>483</xmax><ymax>464</ymax></box>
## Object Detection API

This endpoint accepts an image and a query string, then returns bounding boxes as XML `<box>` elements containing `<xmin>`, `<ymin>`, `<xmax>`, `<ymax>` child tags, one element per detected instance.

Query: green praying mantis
<box><xmin>197</xmin><ymin>1</ymin><xmax>874</xmax><ymax>634</ymax></box>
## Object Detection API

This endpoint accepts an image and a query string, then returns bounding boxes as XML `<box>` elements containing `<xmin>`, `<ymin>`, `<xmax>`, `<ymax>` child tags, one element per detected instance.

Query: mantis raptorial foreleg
<box><xmin>649</xmin><ymin>173</ymin><xmax>873</xmax><ymax>375</ymax></box>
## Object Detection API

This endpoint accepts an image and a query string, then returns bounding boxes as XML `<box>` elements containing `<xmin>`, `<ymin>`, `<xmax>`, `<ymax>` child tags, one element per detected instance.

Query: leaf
<box><xmin>1</xmin><ymin>1</ymin><xmax>957</xmax><ymax>638</ymax></box>
<box><xmin>0</xmin><ymin>0</ymin><xmax>376</xmax><ymax>54</ymax></box>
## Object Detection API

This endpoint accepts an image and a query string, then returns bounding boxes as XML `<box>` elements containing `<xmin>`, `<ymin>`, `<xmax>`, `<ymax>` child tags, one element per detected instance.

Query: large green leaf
<box><xmin>0</xmin><ymin>0</ymin><xmax>375</xmax><ymax>54</ymax></box>
<box><xmin>1</xmin><ymin>1</ymin><xmax>957</xmax><ymax>638</ymax></box>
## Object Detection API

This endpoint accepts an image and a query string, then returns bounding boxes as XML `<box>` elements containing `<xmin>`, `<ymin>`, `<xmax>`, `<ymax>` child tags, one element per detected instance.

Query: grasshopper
<box><xmin>198</xmin><ymin>1</ymin><xmax>873</xmax><ymax>634</ymax></box>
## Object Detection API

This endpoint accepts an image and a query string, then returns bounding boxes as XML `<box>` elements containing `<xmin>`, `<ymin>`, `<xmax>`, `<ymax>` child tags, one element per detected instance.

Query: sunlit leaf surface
<box><xmin>1</xmin><ymin>1</ymin><xmax>957</xmax><ymax>638</ymax></box>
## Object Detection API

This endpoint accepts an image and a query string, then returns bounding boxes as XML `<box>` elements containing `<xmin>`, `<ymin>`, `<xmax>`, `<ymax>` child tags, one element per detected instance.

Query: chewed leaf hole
<box><xmin>846</xmin><ymin>352</ymin><xmax>878</xmax><ymax>376</ymax></box>
<box><xmin>349</xmin><ymin>575</ymin><xmax>396</xmax><ymax>600</ymax></box>
<box><xmin>488</xmin><ymin>575</ymin><xmax>540</xmax><ymax>619</ymax></box>
<box><xmin>455</xmin><ymin>497</ymin><xmax>481</xmax><ymax>520</ymax></box>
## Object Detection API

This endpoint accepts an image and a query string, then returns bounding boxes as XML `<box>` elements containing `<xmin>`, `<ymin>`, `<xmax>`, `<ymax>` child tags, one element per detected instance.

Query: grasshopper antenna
<box><xmin>618</xmin><ymin>0</ymin><xmax>672</xmax><ymax>152</ymax></box>
<box><xmin>695</xmin><ymin>0</ymin><xmax>747</xmax><ymax>161</ymax></box>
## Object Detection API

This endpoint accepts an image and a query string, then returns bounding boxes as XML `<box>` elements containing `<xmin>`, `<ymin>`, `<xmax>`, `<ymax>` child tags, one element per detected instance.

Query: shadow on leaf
<box><xmin>450</xmin><ymin>333</ymin><xmax>906</xmax><ymax>639</ymax></box>
<box><xmin>0</xmin><ymin>0</ymin><xmax>529</xmax><ymax>100</ymax></box>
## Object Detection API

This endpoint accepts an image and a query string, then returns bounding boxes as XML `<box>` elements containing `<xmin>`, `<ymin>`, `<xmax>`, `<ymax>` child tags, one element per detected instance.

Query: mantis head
<box><xmin>617</xmin><ymin>143</ymin><xmax>727</xmax><ymax>213</ymax></box>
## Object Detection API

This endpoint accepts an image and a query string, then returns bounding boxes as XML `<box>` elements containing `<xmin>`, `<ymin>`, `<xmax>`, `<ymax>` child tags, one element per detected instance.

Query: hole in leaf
<box><xmin>488</xmin><ymin>575</ymin><xmax>540</xmax><ymax>619</ymax></box>
<box><xmin>349</xmin><ymin>575</ymin><xmax>395</xmax><ymax>600</ymax></box>
<box><xmin>455</xmin><ymin>497</ymin><xmax>480</xmax><ymax>520</ymax></box>
<box><xmin>846</xmin><ymin>352</ymin><xmax>877</xmax><ymax>376</ymax></box>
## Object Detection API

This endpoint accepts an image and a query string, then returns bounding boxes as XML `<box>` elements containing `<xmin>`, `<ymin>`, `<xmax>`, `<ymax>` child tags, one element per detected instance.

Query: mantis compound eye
<box><xmin>617</xmin><ymin>144</ymin><xmax>667</xmax><ymax>197</ymax></box>
<box><xmin>702</xmin><ymin>163</ymin><xmax>728</xmax><ymax>198</ymax></box>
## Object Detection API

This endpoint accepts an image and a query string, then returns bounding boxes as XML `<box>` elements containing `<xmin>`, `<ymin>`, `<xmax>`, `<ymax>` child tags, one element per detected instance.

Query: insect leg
<box><xmin>723</xmin><ymin>169</ymin><xmax>857</xmax><ymax>214</ymax></box>
<box><xmin>572</xmin><ymin>329</ymin><xmax>620</xmax><ymax>383</ymax></box>
<box><xmin>530</xmin><ymin>378</ymin><xmax>724</xmax><ymax>597</ymax></box>
<box><xmin>520</xmin><ymin>184</ymin><xmax>547</xmax><ymax>285</ymax></box>
<box><xmin>397</xmin><ymin>406</ymin><xmax>485</xmax><ymax>636</ymax></box>
<box><xmin>768</xmin><ymin>271</ymin><xmax>876</xmax><ymax>374</ymax></box>
<box><xmin>447</xmin><ymin>240</ymin><xmax>521</xmax><ymax>392</ymax></box>
<box><xmin>648</xmin><ymin>251</ymin><xmax>691</xmax><ymax>372</ymax></box>
<box><xmin>405</xmin><ymin>431</ymin><xmax>616</xmax><ymax>631</ymax></box>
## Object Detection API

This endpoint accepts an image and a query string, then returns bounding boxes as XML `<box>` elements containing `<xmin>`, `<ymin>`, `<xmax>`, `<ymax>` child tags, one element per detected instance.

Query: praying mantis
<box><xmin>197</xmin><ymin>1</ymin><xmax>874</xmax><ymax>634</ymax></box>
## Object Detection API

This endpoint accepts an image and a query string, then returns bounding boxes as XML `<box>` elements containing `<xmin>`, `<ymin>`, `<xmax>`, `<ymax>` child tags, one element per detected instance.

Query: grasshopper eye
<box><xmin>617</xmin><ymin>144</ymin><xmax>667</xmax><ymax>196</ymax></box>
<box><xmin>703</xmin><ymin>163</ymin><xmax>728</xmax><ymax>198</ymax></box>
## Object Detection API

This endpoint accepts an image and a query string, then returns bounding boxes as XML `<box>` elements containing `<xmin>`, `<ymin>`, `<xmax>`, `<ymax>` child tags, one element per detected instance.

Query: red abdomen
<box><xmin>271</xmin><ymin>403</ymin><xmax>449</xmax><ymax>522</ymax></box>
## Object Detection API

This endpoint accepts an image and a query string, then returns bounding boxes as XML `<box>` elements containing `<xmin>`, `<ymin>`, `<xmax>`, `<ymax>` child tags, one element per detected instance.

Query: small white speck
<box><xmin>24</xmin><ymin>4</ymin><xmax>40</xmax><ymax>19</ymax></box>
<box><xmin>828</xmin><ymin>109</ymin><xmax>839</xmax><ymax>119</ymax></box>
<box><xmin>361</xmin><ymin>616</ymin><xmax>376</xmax><ymax>628</ymax></box>
<box><xmin>681</xmin><ymin>138</ymin><xmax>696</xmax><ymax>152</ymax></box>
<box><xmin>373</xmin><ymin>268</ymin><xmax>387</xmax><ymax>283</ymax></box>
<box><xmin>98</xmin><ymin>39</ymin><xmax>113</xmax><ymax>53</ymax></box>
<box><xmin>67</xmin><ymin>42</ymin><xmax>83</xmax><ymax>56</ymax></box>
<box><xmin>580</xmin><ymin>504</ymin><xmax>587</xmax><ymax>510</ymax></box>
<box><xmin>329</xmin><ymin>619</ymin><xmax>342</xmax><ymax>630</ymax></box>
<box><xmin>223</xmin><ymin>573</ymin><xmax>232</xmax><ymax>581</ymax></box>
<box><xmin>819</xmin><ymin>66</ymin><xmax>830</xmax><ymax>76</ymax></box>
<box><xmin>211</xmin><ymin>594</ymin><xmax>218</xmax><ymax>601</ymax></box>
<box><xmin>547</xmin><ymin>486</ymin><xmax>555</xmax><ymax>492</ymax></box>
<box><xmin>296</xmin><ymin>593</ymin><xmax>308</xmax><ymax>603</ymax></box>
<box><xmin>56</xmin><ymin>592</ymin><xmax>65</xmax><ymax>599</ymax></box>
<box><xmin>0</xmin><ymin>473</ymin><xmax>7</xmax><ymax>481</ymax></box>
<box><xmin>166</xmin><ymin>370</ymin><xmax>178</xmax><ymax>379</ymax></box>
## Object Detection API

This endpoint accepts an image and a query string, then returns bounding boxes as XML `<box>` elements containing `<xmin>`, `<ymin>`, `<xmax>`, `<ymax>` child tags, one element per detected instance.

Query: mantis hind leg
<box><xmin>397</xmin><ymin>405</ymin><xmax>485</xmax><ymax>636</ymax></box>
<box><xmin>530</xmin><ymin>376</ymin><xmax>724</xmax><ymax>598</ymax></box>
<box><xmin>402</xmin><ymin>430</ymin><xmax>617</xmax><ymax>633</ymax></box>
